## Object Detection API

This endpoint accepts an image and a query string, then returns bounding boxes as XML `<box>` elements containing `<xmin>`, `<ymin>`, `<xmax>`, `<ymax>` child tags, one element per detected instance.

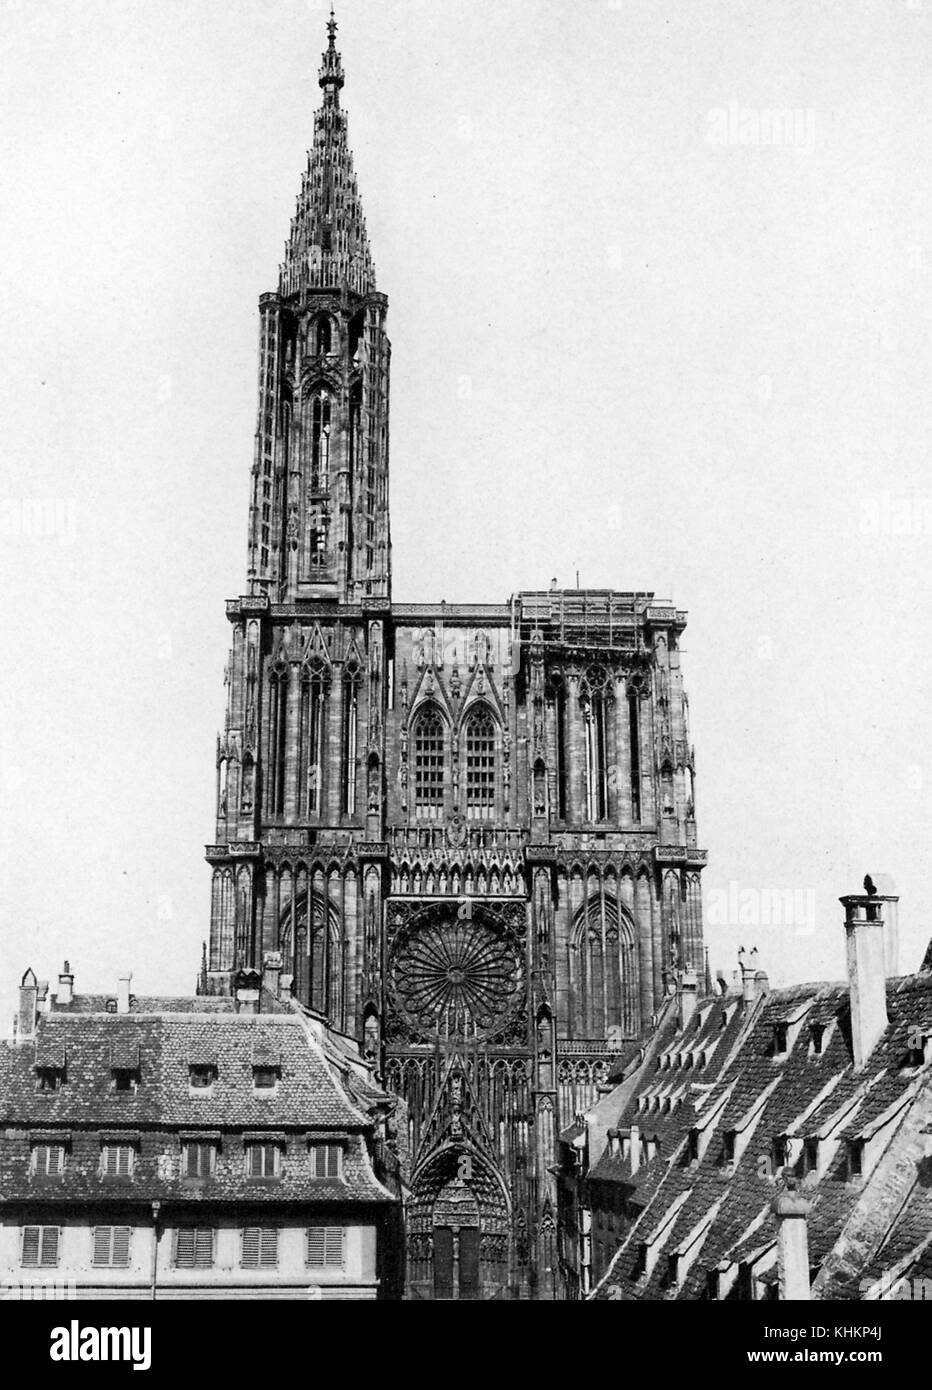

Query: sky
<box><xmin>1</xmin><ymin>0</ymin><xmax>930</xmax><ymax>1026</ymax></box>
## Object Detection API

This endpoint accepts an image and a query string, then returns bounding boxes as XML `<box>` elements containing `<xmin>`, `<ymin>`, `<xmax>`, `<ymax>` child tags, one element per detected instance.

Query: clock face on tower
<box><xmin>387</xmin><ymin>901</ymin><xmax>525</xmax><ymax>1043</ymax></box>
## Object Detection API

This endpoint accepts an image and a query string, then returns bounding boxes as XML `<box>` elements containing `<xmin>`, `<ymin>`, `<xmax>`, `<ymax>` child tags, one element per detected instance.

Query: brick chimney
<box><xmin>772</xmin><ymin>1179</ymin><xmax>812</xmax><ymax>1300</ymax></box>
<box><xmin>841</xmin><ymin>887</ymin><xmax>889</xmax><ymax>1070</ymax></box>
<box><xmin>56</xmin><ymin>961</ymin><xmax>74</xmax><ymax>1007</ymax></box>
<box><xmin>17</xmin><ymin>968</ymin><xmax>39</xmax><ymax>1043</ymax></box>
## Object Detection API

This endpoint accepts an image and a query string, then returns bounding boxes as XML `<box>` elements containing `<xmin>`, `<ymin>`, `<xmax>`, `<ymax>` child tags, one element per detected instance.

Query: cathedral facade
<box><xmin>203</xmin><ymin>17</ymin><xmax>707</xmax><ymax>1300</ymax></box>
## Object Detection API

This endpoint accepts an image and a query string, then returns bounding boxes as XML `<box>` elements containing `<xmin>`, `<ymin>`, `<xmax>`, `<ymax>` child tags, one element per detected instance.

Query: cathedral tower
<box><xmin>204</xmin><ymin>15</ymin><xmax>707</xmax><ymax>1300</ymax></box>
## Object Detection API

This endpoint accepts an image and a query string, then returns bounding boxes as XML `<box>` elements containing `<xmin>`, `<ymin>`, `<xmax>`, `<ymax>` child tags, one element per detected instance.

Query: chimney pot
<box><xmin>57</xmin><ymin>962</ymin><xmax>74</xmax><ymax>1007</ymax></box>
<box><xmin>116</xmin><ymin>974</ymin><xmax>132</xmax><ymax>1015</ymax></box>
<box><xmin>772</xmin><ymin>1179</ymin><xmax>812</xmax><ymax>1300</ymax></box>
<box><xmin>17</xmin><ymin>968</ymin><xmax>39</xmax><ymax>1043</ymax></box>
<box><xmin>841</xmin><ymin>890</ymin><xmax>891</xmax><ymax>1069</ymax></box>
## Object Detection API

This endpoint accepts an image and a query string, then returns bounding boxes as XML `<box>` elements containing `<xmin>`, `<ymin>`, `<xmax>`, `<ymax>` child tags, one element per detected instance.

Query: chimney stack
<box><xmin>233</xmin><ymin>968</ymin><xmax>261</xmax><ymax>1015</ymax></box>
<box><xmin>17</xmin><ymin>968</ymin><xmax>39</xmax><ymax>1043</ymax></box>
<box><xmin>867</xmin><ymin>873</ymin><xmax>899</xmax><ymax>978</ymax></box>
<box><xmin>772</xmin><ymin>1179</ymin><xmax>812</xmax><ymax>1300</ymax></box>
<box><xmin>841</xmin><ymin>886</ymin><xmax>889</xmax><ymax>1070</ymax></box>
<box><xmin>629</xmin><ymin>1123</ymin><xmax>640</xmax><ymax>1174</ymax></box>
<box><xmin>678</xmin><ymin>966</ymin><xmax>698</xmax><ymax>1030</ymax></box>
<box><xmin>262</xmin><ymin>951</ymin><xmax>283</xmax><ymax>1001</ymax></box>
<box><xmin>57</xmin><ymin>961</ymin><xmax>74</xmax><ymax>1007</ymax></box>
<box><xmin>116</xmin><ymin>974</ymin><xmax>132</xmax><ymax>1015</ymax></box>
<box><xmin>738</xmin><ymin>947</ymin><xmax>759</xmax><ymax>1005</ymax></box>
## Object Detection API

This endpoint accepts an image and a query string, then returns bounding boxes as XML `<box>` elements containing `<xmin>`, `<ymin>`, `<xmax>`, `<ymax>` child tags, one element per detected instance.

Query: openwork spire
<box><xmin>280</xmin><ymin>10</ymin><xmax>375</xmax><ymax>297</ymax></box>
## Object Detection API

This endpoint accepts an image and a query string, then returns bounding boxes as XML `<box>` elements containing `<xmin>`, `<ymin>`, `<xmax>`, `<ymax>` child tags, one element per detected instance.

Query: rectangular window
<box><xmin>848</xmin><ymin>1140</ymin><xmax>864</xmax><ymax>1178</ymax></box>
<box><xmin>36</xmin><ymin>1068</ymin><xmax>63</xmax><ymax>1092</ymax></box>
<box><xmin>92</xmin><ymin>1226</ymin><xmax>132</xmax><ymax>1267</ymax></box>
<box><xmin>804</xmin><ymin>1138</ymin><xmax>819</xmax><ymax>1174</ymax></box>
<box><xmin>773</xmin><ymin>1023</ymin><xmax>789</xmax><ymax>1055</ymax></box>
<box><xmin>22</xmin><ymin>1226</ymin><xmax>60</xmax><ymax>1267</ymax></box>
<box><xmin>309</xmin><ymin>1143</ymin><xmax>342</xmax><ymax>1179</ymax></box>
<box><xmin>252</xmin><ymin>1065</ymin><xmax>279</xmax><ymax>1092</ymax></box>
<box><xmin>241</xmin><ymin>1227</ymin><xmax>279</xmax><ymax>1269</ymax></box>
<box><xmin>188</xmin><ymin>1064</ymin><xmax>216</xmax><ymax>1092</ymax></box>
<box><xmin>31</xmin><ymin>1143</ymin><xmax>65</xmax><ymax>1176</ymax></box>
<box><xmin>101</xmin><ymin>1144</ymin><xmax>135</xmax><ymax>1178</ymax></box>
<box><xmin>174</xmin><ymin>1228</ymin><xmax>214</xmax><ymax>1269</ymax></box>
<box><xmin>182</xmin><ymin>1142</ymin><xmax>216</xmax><ymax>1179</ymax></box>
<box><xmin>246</xmin><ymin>1143</ymin><xmax>281</xmax><ymax>1179</ymax></box>
<box><xmin>306</xmin><ymin>1226</ymin><xmax>345</xmax><ymax>1268</ymax></box>
<box><xmin>111</xmin><ymin>1068</ymin><xmax>138</xmax><ymax>1093</ymax></box>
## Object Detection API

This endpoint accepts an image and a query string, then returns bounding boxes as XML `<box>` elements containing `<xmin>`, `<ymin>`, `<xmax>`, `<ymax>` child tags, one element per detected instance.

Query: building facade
<box><xmin>202</xmin><ymin>17</ymin><xmax>707</xmax><ymax>1300</ymax></box>
<box><xmin>0</xmin><ymin>964</ymin><xmax>402</xmax><ymax>1300</ymax></box>
<box><xmin>556</xmin><ymin>886</ymin><xmax>932</xmax><ymax>1302</ymax></box>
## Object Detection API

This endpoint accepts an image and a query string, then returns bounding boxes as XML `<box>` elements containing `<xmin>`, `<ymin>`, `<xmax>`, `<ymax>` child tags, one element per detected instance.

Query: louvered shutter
<box><xmin>117</xmin><ymin>1146</ymin><xmax>132</xmax><ymax>1177</ymax></box>
<box><xmin>112</xmin><ymin>1227</ymin><xmax>131</xmax><ymax>1267</ymax></box>
<box><xmin>22</xmin><ymin>1227</ymin><xmax>40</xmax><ymax>1266</ymax></box>
<box><xmin>194</xmin><ymin>1228</ymin><xmax>213</xmax><ymax>1267</ymax></box>
<box><xmin>324</xmin><ymin>1228</ymin><xmax>344</xmax><ymax>1266</ymax></box>
<box><xmin>40</xmin><ymin>1227</ymin><xmax>59</xmax><ymax>1266</ymax></box>
<box><xmin>242</xmin><ymin>1228</ymin><xmax>260</xmax><ymax>1268</ymax></box>
<box><xmin>260</xmin><ymin>1228</ymin><xmax>278</xmax><ymax>1267</ymax></box>
<box><xmin>306</xmin><ymin>1227</ymin><xmax>325</xmax><ymax>1266</ymax></box>
<box><xmin>175</xmin><ymin>1228</ymin><xmax>195</xmax><ymax>1267</ymax></box>
<box><xmin>93</xmin><ymin>1227</ymin><xmax>111</xmax><ymax>1265</ymax></box>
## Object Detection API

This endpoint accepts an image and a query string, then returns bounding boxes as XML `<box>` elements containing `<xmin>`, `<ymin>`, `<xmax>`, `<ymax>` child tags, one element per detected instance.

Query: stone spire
<box><xmin>280</xmin><ymin>9</ymin><xmax>375</xmax><ymax>297</ymax></box>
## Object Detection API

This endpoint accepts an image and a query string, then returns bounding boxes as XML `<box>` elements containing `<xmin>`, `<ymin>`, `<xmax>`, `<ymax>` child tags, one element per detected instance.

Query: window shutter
<box><xmin>112</xmin><ymin>1227</ymin><xmax>131</xmax><ymax>1267</ymax></box>
<box><xmin>22</xmin><ymin>1227</ymin><xmax>40</xmax><ymax>1266</ymax></box>
<box><xmin>175</xmin><ymin>1228</ymin><xmax>195</xmax><ymax>1267</ymax></box>
<box><xmin>242</xmin><ymin>1227</ymin><xmax>260</xmax><ymax>1267</ymax></box>
<box><xmin>93</xmin><ymin>1227</ymin><xmax>111</xmax><ymax>1265</ymax></box>
<box><xmin>40</xmin><ymin>1226</ymin><xmax>60</xmax><ymax>1266</ymax></box>
<box><xmin>307</xmin><ymin>1226</ymin><xmax>344</xmax><ymax>1268</ymax></box>
<box><xmin>260</xmin><ymin>1228</ymin><xmax>278</xmax><ymax>1267</ymax></box>
<box><xmin>194</xmin><ymin>1228</ymin><xmax>213</xmax><ymax>1267</ymax></box>
<box><xmin>117</xmin><ymin>1146</ymin><xmax>132</xmax><ymax>1177</ymax></box>
<box><xmin>324</xmin><ymin>1228</ymin><xmax>344</xmax><ymax>1266</ymax></box>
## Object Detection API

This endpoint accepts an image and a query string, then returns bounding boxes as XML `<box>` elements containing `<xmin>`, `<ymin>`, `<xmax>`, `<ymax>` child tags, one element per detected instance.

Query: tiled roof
<box><xmin>587</xmin><ymin>972</ymin><xmax>932</xmax><ymax>1300</ymax></box>
<box><xmin>0</xmin><ymin>997</ymin><xmax>395</xmax><ymax>1206</ymax></box>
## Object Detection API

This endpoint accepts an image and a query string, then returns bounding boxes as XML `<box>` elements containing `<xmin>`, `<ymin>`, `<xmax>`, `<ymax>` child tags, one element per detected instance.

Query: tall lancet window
<box><xmin>298</xmin><ymin>664</ymin><xmax>328</xmax><ymax>817</ymax></box>
<box><xmin>464</xmin><ymin>705</ymin><xmax>496</xmax><ymax>820</ymax></box>
<box><xmin>342</xmin><ymin>668</ymin><xmax>359</xmax><ymax>815</ymax></box>
<box><xmin>311</xmin><ymin>392</ymin><xmax>332</xmax><ymax>491</ymax></box>
<box><xmin>555</xmin><ymin>678</ymin><xmax>568</xmax><ymax>820</ymax></box>
<box><xmin>349</xmin><ymin>381</ymin><xmax>362</xmax><ymax>475</ymax></box>
<box><xmin>582</xmin><ymin>670</ymin><xmax>609</xmax><ymax>822</ymax></box>
<box><xmin>413</xmin><ymin>705</ymin><xmax>445</xmax><ymax>817</ymax></box>
<box><xmin>572</xmin><ymin>893</ymin><xmax>639</xmax><ymax>1039</ymax></box>
<box><xmin>267</xmin><ymin>666</ymin><xmax>288</xmax><ymax>817</ymax></box>
<box><xmin>315</xmin><ymin>314</ymin><xmax>332</xmax><ymax>356</ymax></box>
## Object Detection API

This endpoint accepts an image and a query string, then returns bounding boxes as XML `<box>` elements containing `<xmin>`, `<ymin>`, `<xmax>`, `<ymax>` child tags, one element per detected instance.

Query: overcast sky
<box><xmin>1</xmin><ymin>0</ymin><xmax>930</xmax><ymax>1025</ymax></box>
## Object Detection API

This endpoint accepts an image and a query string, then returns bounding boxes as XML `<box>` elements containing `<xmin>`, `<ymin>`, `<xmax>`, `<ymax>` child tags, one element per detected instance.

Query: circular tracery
<box><xmin>389</xmin><ymin>907</ymin><xmax>523</xmax><ymax>1041</ymax></box>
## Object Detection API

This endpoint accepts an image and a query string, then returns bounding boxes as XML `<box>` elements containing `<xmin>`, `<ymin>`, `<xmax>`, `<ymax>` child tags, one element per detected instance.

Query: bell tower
<box><xmin>247</xmin><ymin>10</ymin><xmax>391</xmax><ymax>605</ymax></box>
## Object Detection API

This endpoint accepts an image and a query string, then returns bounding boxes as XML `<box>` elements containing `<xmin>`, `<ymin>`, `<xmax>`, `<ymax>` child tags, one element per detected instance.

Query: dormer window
<box><xmin>31</xmin><ymin>1142</ymin><xmax>66</xmax><ymax>1177</ymax></box>
<box><xmin>36</xmin><ymin>1067</ymin><xmax>64</xmax><ymax>1093</ymax></box>
<box><xmin>111</xmin><ymin>1067</ymin><xmax>138</xmax><ymax>1094</ymax></box>
<box><xmin>804</xmin><ymin>1138</ymin><xmax>819</xmax><ymax>1175</ymax></box>
<box><xmin>188</xmin><ymin>1064</ymin><xmax>217</xmax><ymax>1094</ymax></box>
<box><xmin>183</xmin><ymin>1141</ymin><xmax>217</xmax><ymax>1180</ymax></box>
<box><xmin>809</xmin><ymin>1023</ymin><xmax>826</xmax><ymax>1056</ymax></box>
<box><xmin>252</xmin><ymin>1065</ymin><xmax>279</xmax><ymax>1094</ymax></box>
<box><xmin>723</xmin><ymin>1131</ymin><xmax>736</xmax><ymax>1165</ymax></box>
<box><xmin>687</xmin><ymin>1129</ymin><xmax>699</xmax><ymax>1164</ymax></box>
<box><xmin>309</xmin><ymin>1143</ymin><xmax>342</xmax><ymax>1179</ymax></box>
<box><xmin>101</xmin><ymin>1143</ymin><xmax>136</xmax><ymax>1178</ymax></box>
<box><xmin>246</xmin><ymin>1142</ymin><xmax>282</xmax><ymax>1179</ymax></box>
<box><xmin>772</xmin><ymin>1136</ymin><xmax>789</xmax><ymax>1172</ymax></box>
<box><xmin>773</xmin><ymin>1023</ymin><xmax>789</xmax><ymax>1056</ymax></box>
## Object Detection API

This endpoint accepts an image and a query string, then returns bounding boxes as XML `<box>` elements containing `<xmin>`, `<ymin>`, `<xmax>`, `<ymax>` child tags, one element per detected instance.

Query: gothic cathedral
<box><xmin>202</xmin><ymin>17</ymin><xmax>707</xmax><ymax>1300</ymax></box>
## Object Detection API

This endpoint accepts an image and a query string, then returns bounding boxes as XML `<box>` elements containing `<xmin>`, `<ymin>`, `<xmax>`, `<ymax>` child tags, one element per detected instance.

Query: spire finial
<box><xmin>319</xmin><ymin>6</ymin><xmax>344</xmax><ymax>100</ymax></box>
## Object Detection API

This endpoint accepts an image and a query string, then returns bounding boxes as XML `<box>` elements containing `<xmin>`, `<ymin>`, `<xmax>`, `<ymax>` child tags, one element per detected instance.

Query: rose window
<box><xmin>390</xmin><ymin>910</ymin><xmax>523</xmax><ymax>1040</ymax></box>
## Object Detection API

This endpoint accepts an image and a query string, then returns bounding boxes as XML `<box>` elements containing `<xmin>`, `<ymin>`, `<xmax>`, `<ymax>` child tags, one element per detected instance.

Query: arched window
<box><xmin>315</xmin><ymin>314</ymin><xmax>332</xmax><ymax>355</ymax></box>
<box><xmin>413</xmin><ymin>706</ymin><xmax>445</xmax><ymax>817</ymax></box>
<box><xmin>581</xmin><ymin>670</ymin><xmax>610</xmax><ymax>822</ymax></box>
<box><xmin>571</xmin><ymin>893</ymin><xmax>638</xmax><ymax>1039</ymax></box>
<box><xmin>342</xmin><ymin>670</ymin><xmax>359</xmax><ymax>815</ymax></box>
<box><xmin>267</xmin><ymin>668</ymin><xmax>288</xmax><ymax>817</ymax></box>
<box><xmin>554</xmin><ymin>679</ymin><xmax>568</xmax><ymax>820</ymax></box>
<box><xmin>298</xmin><ymin>665</ymin><xmax>327</xmax><ymax>817</ymax></box>
<box><xmin>311</xmin><ymin>392</ymin><xmax>331</xmax><ymax>491</ymax></box>
<box><xmin>464</xmin><ymin>705</ymin><xmax>496</xmax><ymax>820</ymax></box>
